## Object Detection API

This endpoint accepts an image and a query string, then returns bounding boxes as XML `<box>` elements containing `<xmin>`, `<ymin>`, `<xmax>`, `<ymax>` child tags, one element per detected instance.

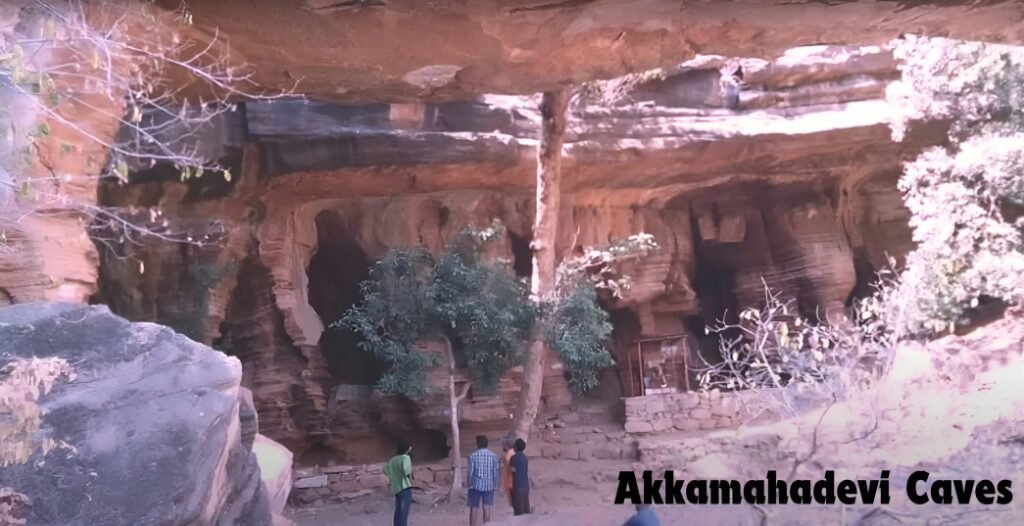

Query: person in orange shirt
<box><xmin>500</xmin><ymin>436</ymin><xmax>515</xmax><ymax>507</ymax></box>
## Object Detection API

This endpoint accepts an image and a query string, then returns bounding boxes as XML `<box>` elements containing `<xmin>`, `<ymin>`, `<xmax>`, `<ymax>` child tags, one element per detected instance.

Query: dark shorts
<box><xmin>467</xmin><ymin>489</ymin><xmax>494</xmax><ymax>508</ymax></box>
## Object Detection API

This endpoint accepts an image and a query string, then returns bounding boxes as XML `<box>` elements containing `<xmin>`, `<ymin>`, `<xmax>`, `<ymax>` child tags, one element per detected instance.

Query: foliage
<box><xmin>888</xmin><ymin>36</ymin><xmax>1024</xmax><ymax>142</ymax></box>
<box><xmin>429</xmin><ymin>225</ymin><xmax>535</xmax><ymax>393</ymax></box>
<box><xmin>338</xmin><ymin>227</ymin><xmax>659</xmax><ymax>397</ymax></box>
<box><xmin>336</xmin><ymin>247</ymin><xmax>437</xmax><ymax>396</ymax></box>
<box><xmin>544</xmin><ymin>278</ymin><xmax>614</xmax><ymax>393</ymax></box>
<box><xmin>335</xmin><ymin>222</ymin><xmax>534</xmax><ymax>397</ymax></box>
<box><xmin>887</xmin><ymin>35</ymin><xmax>1024</xmax><ymax>336</ymax></box>
<box><xmin>555</xmin><ymin>232</ymin><xmax>659</xmax><ymax>299</ymax></box>
<box><xmin>547</xmin><ymin>232</ymin><xmax>658</xmax><ymax>393</ymax></box>
<box><xmin>575</xmin><ymin>68</ymin><xmax>669</xmax><ymax>107</ymax></box>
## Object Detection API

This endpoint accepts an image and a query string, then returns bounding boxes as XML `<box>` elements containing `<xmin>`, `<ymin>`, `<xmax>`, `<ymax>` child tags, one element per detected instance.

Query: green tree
<box><xmin>512</xmin><ymin>87</ymin><xmax>571</xmax><ymax>441</ymax></box>
<box><xmin>544</xmin><ymin>279</ymin><xmax>614</xmax><ymax>393</ymax></box>
<box><xmin>512</xmin><ymin>82</ymin><xmax>664</xmax><ymax>439</ymax></box>
<box><xmin>887</xmin><ymin>35</ymin><xmax>1024</xmax><ymax>336</ymax></box>
<box><xmin>335</xmin><ymin>223</ymin><xmax>534</xmax><ymax>496</ymax></box>
<box><xmin>548</xmin><ymin>232</ymin><xmax>658</xmax><ymax>393</ymax></box>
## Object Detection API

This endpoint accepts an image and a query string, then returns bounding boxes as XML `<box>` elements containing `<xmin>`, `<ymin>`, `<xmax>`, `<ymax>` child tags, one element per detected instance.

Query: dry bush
<box><xmin>574</xmin><ymin>68</ymin><xmax>669</xmax><ymax>107</ymax></box>
<box><xmin>1</xmin><ymin>0</ymin><xmax>295</xmax><ymax>256</ymax></box>
<box><xmin>696</xmin><ymin>273</ymin><xmax>901</xmax><ymax>419</ymax></box>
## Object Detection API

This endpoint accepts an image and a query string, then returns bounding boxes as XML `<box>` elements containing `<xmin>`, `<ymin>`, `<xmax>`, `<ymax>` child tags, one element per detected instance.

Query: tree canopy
<box><xmin>335</xmin><ymin>222</ymin><xmax>638</xmax><ymax>399</ymax></box>
<box><xmin>887</xmin><ymin>35</ymin><xmax>1024</xmax><ymax>336</ymax></box>
<box><xmin>544</xmin><ymin>278</ymin><xmax>614</xmax><ymax>393</ymax></box>
<box><xmin>335</xmin><ymin>223</ymin><xmax>535</xmax><ymax>397</ymax></box>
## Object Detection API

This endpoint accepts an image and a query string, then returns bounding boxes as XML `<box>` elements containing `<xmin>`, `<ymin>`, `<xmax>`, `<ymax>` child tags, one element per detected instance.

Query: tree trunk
<box><xmin>443</xmin><ymin>335</ymin><xmax>472</xmax><ymax>497</ymax></box>
<box><xmin>511</xmin><ymin>87</ymin><xmax>571</xmax><ymax>441</ymax></box>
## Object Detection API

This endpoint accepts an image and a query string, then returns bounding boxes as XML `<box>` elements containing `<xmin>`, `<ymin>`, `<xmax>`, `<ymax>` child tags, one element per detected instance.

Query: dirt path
<box><xmin>285</xmin><ymin>459</ymin><xmax>762</xmax><ymax>525</ymax></box>
<box><xmin>287</xmin><ymin>349</ymin><xmax>1024</xmax><ymax>526</ymax></box>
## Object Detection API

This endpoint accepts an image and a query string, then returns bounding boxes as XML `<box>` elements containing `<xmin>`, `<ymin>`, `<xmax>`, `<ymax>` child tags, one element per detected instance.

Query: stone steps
<box><xmin>533</xmin><ymin>418</ymin><xmax>638</xmax><ymax>462</ymax></box>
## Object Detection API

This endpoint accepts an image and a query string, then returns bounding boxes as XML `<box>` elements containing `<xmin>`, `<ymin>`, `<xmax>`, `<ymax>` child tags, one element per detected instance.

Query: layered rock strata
<box><xmin>85</xmin><ymin>44</ymin><xmax>940</xmax><ymax>463</ymax></box>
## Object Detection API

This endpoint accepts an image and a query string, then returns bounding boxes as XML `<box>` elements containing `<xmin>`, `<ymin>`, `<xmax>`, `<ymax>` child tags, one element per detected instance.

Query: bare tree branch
<box><xmin>1</xmin><ymin>0</ymin><xmax>298</xmax><ymax>255</ymax></box>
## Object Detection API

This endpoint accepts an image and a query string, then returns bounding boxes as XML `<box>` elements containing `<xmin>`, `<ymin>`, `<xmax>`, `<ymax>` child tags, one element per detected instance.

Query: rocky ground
<box><xmin>287</xmin><ymin>318</ymin><xmax>1024</xmax><ymax>525</ymax></box>
<box><xmin>285</xmin><ymin>458</ymin><xmax>761</xmax><ymax>526</ymax></box>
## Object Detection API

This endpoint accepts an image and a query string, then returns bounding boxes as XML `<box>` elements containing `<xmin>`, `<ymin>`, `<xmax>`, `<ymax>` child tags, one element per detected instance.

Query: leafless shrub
<box><xmin>1</xmin><ymin>0</ymin><xmax>297</xmax><ymax>257</ymax></box>
<box><xmin>573</xmin><ymin>68</ymin><xmax>669</xmax><ymax>108</ymax></box>
<box><xmin>696</xmin><ymin>271</ymin><xmax>902</xmax><ymax>419</ymax></box>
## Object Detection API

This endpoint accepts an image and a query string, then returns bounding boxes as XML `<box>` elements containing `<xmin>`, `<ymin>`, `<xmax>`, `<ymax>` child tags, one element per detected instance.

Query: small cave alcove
<box><xmin>296</xmin><ymin>428</ymin><xmax>451</xmax><ymax>468</ymax></box>
<box><xmin>507</xmin><ymin>229</ymin><xmax>533</xmax><ymax>279</ymax></box>
<box><xmin>306</xmin><ymin>211</ymin><xmax>382</xmax><ymax>385</ymax></box>
<box><xmin>606</xmin><ymin>308</ymin><xmax>643</xmax><ymax>399</ymax></box>
<box><xmin>689</xmin><ymin>231</ymin><xmax>743</xmax><ymax>372</ymax></box>
<box><xmin>845</xmin><ymin>252</ymin><xmax>879</xmax><ymax>309</ymax></box>
<box><xmin>395</xmin><ymin>429</ymin><xmax>450</xmax><ymax>464</ymax></box>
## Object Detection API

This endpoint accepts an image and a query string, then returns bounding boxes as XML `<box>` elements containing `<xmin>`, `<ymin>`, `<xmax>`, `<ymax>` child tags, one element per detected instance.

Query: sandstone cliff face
<box><xmin>83</xmin><ymin>44</ymin><xmax>941</xmax><ymax>463</ymax></box>
<box><xmin>0</xmin><ymin>2</ymin><xmax>120</xmax><ymax>307</ymax></box>
<box><xmin>167</xmin><ymin>0</ymin><xmax>1024</xmax><ymax>101</ymax></box>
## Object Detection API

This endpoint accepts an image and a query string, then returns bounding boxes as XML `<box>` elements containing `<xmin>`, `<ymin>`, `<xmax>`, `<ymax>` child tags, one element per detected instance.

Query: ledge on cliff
<box><xmin>160</xmin><ymin>0</ymin><xmax>1024</xmax><ymax>101</ymax></box>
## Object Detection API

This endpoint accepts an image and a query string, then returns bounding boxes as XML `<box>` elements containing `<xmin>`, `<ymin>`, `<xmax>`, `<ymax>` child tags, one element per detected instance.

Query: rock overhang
<box><xmin>153</xmin><ymin>0</ymin><xmax>1024</xmax><ymax>102</ymax></box>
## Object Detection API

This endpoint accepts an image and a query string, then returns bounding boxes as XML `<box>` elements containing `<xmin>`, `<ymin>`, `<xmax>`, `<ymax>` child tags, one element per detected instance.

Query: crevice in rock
<box><xmin>508</xmin><ymin>0</ymin><xmax>598</xmax><ymax>13</ymax></box>
<box><xmin>687</xmin><ymin>200</ymin><xmax>741</xmax><ymax>329</ymax></box>
<box><xmin>507</xmin><ymin>229</ymin><xmax>533</xmax><ymax>278</ymax></box>
<box><xmin>845</xmin><ymin>251</ymin><xmax>878</xmax><ymax>308</ymax></box>
<box><xmin>214</xmin><ymin>254</ymin><xmax>315</xmax><ymax>451</ymax></box>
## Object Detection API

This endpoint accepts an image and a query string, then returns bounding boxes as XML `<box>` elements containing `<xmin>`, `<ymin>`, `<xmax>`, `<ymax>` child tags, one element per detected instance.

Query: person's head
<box><xmin>635</xmin><ymin>503</ymin><xmax>651</xmax><ymax>512</ymax></box>
<box><xmin>475</xmin><ymin>435</ymin><xmax>488</xmax><ymax>450</ymax></box>
<box><xmin>397</xmin><ymin>441</ymin><xmax>411</xmax><ymax>455</ymax></box>
<box><xmin>501</xmin><ymin>436</ymin><xmax>514</xmax><ymax>451</ymax></box>
<box><xmin>514</xmin><ymin>438</ymin><xmax>526</xmax><ymax>452</ymax></box>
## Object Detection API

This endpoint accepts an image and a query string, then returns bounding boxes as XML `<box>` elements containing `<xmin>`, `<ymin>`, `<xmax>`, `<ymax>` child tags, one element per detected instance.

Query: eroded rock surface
<box><xmin>168</xmin><ymin>0</ymin><xmax>1024</xmax><ymax>102</ymax></box>
<box><xmin>0</xmin><ymin>303</ymin><xmax>272</xmax><ymax>526</ymax></box>
<box><xmin>0</xmin><ymin>3</ymin><xmax>119</xmax><ymax>306</ymax></box>
<box><xmin>85</xmin><ymin>44</ymin><xmax>944</xmax><ymax>462</ymax></box>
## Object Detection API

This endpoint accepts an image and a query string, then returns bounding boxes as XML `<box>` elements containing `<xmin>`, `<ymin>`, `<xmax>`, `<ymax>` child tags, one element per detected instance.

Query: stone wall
<box><xmin>290</xmin><ymin>462</ymin><xmax>467</xmax><ymax>507</ymax></box>
<box><xmin>623</xmin><ymin>390</ymin><xmax>763</xmax><ymax>434</ymax></box>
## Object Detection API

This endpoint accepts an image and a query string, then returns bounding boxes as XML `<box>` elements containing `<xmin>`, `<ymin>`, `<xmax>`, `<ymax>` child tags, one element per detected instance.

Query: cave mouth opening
<box><xmin>687</xmin><ymin>208</ymin><xmax>744</xmax><ymax>373</ymax></box>
<box><xmin>306</xmin><ymin>210</ymin><xmax>384</xmax><ymax>386</ymax></box>
<box><xmin>303</xmin><ymin>210</ymin><xmax>456</xmax><ymax>466</ymax></box>
<box><xmin>845</xmin><ymin>252</ymin><xmax>879</xmax><ymax>309</ymax></box>
<box><xmin>296</xmin><ymin>429</ymin><xmax>450</xmax><ymax>467</ymax></box>
<box><xmin>401</xmin><ymin>429</ymin><xmax>450</xmax><ymax>463</ymax></box>
<box><xmin>584</xmin><ymin>307</ymin><xmax>643</xmax><ymax>403</ymax></box>
<box><xmin>507</xmin><ymin>229</ymin><xmax>533</xmax><ymax>279</ymax></box>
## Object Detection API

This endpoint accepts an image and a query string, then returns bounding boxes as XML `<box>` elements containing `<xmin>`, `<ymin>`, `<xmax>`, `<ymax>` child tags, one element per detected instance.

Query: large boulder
<box><xmin>252</xmin><ymin>434</ymin><xmax>293</xmax><ymax>515</ymax></box>
<box><xmin>0</xmin><ymin>303</ymin><xmax>272</xmax><ymax>525</ymax></box>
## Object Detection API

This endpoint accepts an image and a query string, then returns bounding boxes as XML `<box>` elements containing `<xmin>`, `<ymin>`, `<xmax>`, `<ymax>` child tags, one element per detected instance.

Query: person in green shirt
<box><xmin>384</xmin><ymin>442</ymin><xmax>413</xmax><ymax>526</ymax></box>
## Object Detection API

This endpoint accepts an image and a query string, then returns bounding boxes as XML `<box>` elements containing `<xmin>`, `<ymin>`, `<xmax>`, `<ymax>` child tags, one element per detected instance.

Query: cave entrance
<box><xmin>507</xmin><ymin>229</ymin><xmax>533</xmax><ymax>279</ymax></box>
<box><xmin>297</xmin><ymin>429</ymin><xmax>450</xmax><ymax>467</ymax></box>
<box><xmin>608</xmin><ymin>308</ymin><xmax>642</xmax><ymax>398</ymax></box>
<box><xmin>401</xmin><ymin>429</ymin><xmax>449</xmax><ymax>463</ymax></box>
<box><xmin>686</xmin><ymin>203</ymin><xmax>744</xmax><ymax>378</ymax></box>
<box><xmin>306</xmin><ymin>210</ymin><xmax>383</xmax><ymax>386</ymax></box>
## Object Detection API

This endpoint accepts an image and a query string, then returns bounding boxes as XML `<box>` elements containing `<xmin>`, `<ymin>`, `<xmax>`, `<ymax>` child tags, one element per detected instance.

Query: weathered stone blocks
<box><xmin>622</xmin><ymin>390</ymin><xmax>775</xmax><ymax>435</ymax></box>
